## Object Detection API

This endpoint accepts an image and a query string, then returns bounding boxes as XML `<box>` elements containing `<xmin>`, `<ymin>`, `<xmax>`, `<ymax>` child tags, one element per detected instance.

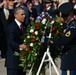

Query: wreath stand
<box><xmin>36</xmin><ymin>32</ymin><xmax>60</xmax><ymax>75</ymax></box>
<box><xmin>28</xmin><ymin>24</ymin><xmax>60</xmax><ymax>75</ymax></box>
<box><xmin>28</xmin><ymin>35</ymin><xmax>60</xmax><ymax>75</ymax></box>
<box><xmin>36</xmin><ymin>46</ymin><xmax>60</xmax><ymax>75</ymax></box>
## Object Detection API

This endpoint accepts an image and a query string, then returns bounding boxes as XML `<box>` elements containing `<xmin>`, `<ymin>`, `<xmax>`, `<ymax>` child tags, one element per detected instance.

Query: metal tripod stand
<box><xmin>36</xmin><ymin>28</ymin><xmax>60</xmax><ymax>75</ymax></box>
<box><xmin>36</xmin><ymin>45</ymin><xmax>60</xmax><ymax>75</ymax></box>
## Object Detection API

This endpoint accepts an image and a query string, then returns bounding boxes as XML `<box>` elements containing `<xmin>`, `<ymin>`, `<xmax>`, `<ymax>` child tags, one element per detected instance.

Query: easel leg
<box><xmin>47</xmin><ymin>52</ymin><xmax>60</xmax><ymax>75</ymax></box>
<box><xmin>36</xmin><ymin>52</ymin><xmax>47</xmax><ymax>75</ymax></box>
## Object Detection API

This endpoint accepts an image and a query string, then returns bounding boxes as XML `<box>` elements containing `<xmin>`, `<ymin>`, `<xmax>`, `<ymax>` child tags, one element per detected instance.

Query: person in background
<box><xmin>51</xmin><ymin>0</ymin><xmax>59</xmax><ymax>10</ymax></box>
<box><xmin>27</xmin><ymin>1</ymin><xmax>38</xmax><ymax>22</ymax></box>
<box><xmin>69</xmin><ymin>0</ymin><xmax>76</xmax><ymax>20</ymax></box>
<box><xmin>73</xmin><ymin>4</ymin><xmax>76</xmax><ymax>19</ymax></box>
<box><xmin>8</xmin><ymin>1</ymin><xmax>14</xmax><ymax>10</ymax></box>
<box><xmin>69</xmin><ymin>0</ymin><xmax>76</xmax><ymax>4</ymax></box>
<box><xmin>0</xmin><ymin>17</ymin><xmax>4</xmax><ymax>58</ymax></box>
<box><xmin>44</xmin><ymin>0</ymin><xmax>57</xmax><ymax>18</ymax></box>
<box><xmin>22</xmin><ymin>0</ymin><xmax>27</xmax><ymax>6</ymax></box>
<box><xmin>45</xmin><ymin>2</ymin><xmax>76</xmax><ymax>75</ymax></box>
<box><xmin>0</xmin><ymin>0</ymin><xmax>14</xmax><ymax>58</ymax></box>
<box><xmin>5</xmin><ymin>7</ymin><xmax>27</xmax><ymax>75</ymax></box>
<box><xmin>32</xmin><ymin>0</ymin><xmax>43</xmax><ymax>15</ymax></box>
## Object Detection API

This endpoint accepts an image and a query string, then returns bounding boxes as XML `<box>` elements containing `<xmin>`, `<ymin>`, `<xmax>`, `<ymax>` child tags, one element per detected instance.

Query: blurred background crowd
<box><xmin>0</xmin><ymin>0</ymin><xmax>76</xmax><ymax>58</ymax></box>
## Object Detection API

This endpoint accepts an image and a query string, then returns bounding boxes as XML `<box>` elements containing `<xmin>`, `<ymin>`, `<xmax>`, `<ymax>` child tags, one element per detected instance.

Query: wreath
<box><xmin>14</xmin><ymin>12</ymin><xmax>62</xmax><ymax>75</ymax></box>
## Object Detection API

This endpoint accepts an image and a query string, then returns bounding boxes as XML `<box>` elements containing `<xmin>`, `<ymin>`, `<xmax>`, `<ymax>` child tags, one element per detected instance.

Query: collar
<box><xmin>15</xmin><ymin>19</ymin><xmax>22</xmax><ymax>28</ymax></box>
<box><xmin>4</xmin><ymin>8</ymin><xmax>9</xmax><ymax>14</ymax></box>
<box><xmin>67</xmin><ymin>18</ymin><xmax>74</xmax><ymax>27</ymax></box>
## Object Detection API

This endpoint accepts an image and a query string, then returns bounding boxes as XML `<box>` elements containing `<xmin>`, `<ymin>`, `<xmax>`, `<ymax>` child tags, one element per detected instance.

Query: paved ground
<box><xmin>0</xmin><ymin>58</ymin><xmax>61</xmax><ymax>75</ymax></box>
<box><xmin>0</xmin><ymin>59</ymin><xmax>6</xmax><ymax>75</ymax></box>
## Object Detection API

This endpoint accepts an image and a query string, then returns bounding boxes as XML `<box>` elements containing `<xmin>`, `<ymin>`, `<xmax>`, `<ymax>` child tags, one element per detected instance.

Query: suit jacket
<box><xmin>0</xmin><ymin>8</ymin><xmax>14</xmax><ymax>58</ymax></box>
<box><xmin>5</xmin><ymin>20</ymin><xmax>26</xmax><ymax>69</ymax></box>
<box><xmin>0</xmin><ymin>8</ymin><xmax>14</xmax><ymax>31</ymax></box>
<box><xmin>0</xmin><ymin>18</ymin><xmax>4</xmax><ymax>50</ymax></box>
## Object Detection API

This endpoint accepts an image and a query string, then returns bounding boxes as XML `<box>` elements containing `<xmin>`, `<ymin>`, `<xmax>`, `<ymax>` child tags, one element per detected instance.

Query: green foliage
<box><xmin>14</xmin><ymin>12</ymin><xmax>62</xmax><ymax>74</ymax></box>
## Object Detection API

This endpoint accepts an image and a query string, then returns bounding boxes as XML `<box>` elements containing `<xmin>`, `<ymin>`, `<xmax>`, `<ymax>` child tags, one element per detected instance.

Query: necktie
<box><xmin>20</xmin><ymin>24</ymin><xmax>24</xmax><ymax>33</ymax></box>
<box><xmin>5</xmin><ymin>9</ymin><xmax>9</xmax><ymax>20</ymax></box>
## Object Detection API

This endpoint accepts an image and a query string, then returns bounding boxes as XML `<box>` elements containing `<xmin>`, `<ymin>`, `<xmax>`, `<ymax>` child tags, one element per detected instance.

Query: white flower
<box><xmin>60</xmin><ymin>23</ymin><xmax>63</xmax><ymax>26</ymax></box>
<box><xmin>44</xmin><ymin>26</ymin><xmax>47</xmax><ymax>29</ymax></box>
<box><xmin>27</xmin><ymin>36</ymin><xmax>30</xmax><ymax>38</ymax></box>
<box><xmin>21</xmin><ymin>59</ymin><xmax>24</xmax><ymax>61</ymax></box>
<box><xmin>30</xmin><ymin>43</ymin><xmax>33</xmax><ymax>47</ymax></box>
<box><xmin>35</xmin><ymin>31</ymin><xmax>38</xmax><ymax>35</ymax></box>
<box><xmin>27</xmin><ymin>64</ymin><xmax>31</xmax><ymax>67</ymax></box>
<box><xmin>19</xmin><ymin>48</ymin><xmax>23</xmax><ymax>51</ymax></box>
<box><xmin>51</xmin><ymin>20</ymin><xmax>55</xmax><ymax>25</ymax></box>
<box><xmin>30</xmin><ymin>29</ymin><xmax>34</xmax><ymax>33</ymax></box>
<box><xmin>35</xmin><ymin>53</ymin><xmax>37</xmax><ymax>56</ymax></box>
<box><xmin>42</xmin><ymin>11</ymin><xmax>44</xmax><ymax>15</ymax></box>
<box><xmin>24</xmin><ymin>39</ymin><xmax>26</xmax><ymax>42</ymax></box>
<box><xmin>42</xmin><ymin>18</ymin><xmax>47</xmax><ymax>24</ymax></box>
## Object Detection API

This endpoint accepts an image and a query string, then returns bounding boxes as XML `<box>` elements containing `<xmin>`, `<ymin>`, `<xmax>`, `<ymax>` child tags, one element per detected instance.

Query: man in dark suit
<box><xmin>5</xmin><ymin>7</ymin><xmax>27</xmax><ymax>75</ymax></box>
<box><xmin>0</xmin><ymin>0</ymin><xmax>14</xmax><ymax>58</ymax></box>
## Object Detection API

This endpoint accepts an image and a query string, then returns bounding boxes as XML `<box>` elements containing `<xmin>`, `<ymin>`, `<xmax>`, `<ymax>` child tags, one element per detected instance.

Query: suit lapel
<box><xmin>14</xmin><ymin>21</ymin><xmax>24</xmax><ymax>34</ymax></box>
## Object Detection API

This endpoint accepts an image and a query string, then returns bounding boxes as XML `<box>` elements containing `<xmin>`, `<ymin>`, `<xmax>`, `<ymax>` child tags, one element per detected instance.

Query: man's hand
<box><xmin>19</xmin><ymin>44</ymin><xmax>27</xmax><ymax>50</ymax></box>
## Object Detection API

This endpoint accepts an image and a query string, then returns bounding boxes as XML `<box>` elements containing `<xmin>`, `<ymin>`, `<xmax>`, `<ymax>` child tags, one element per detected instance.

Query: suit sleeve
<box><xmin>6</xmin><ymin>25</ymin><xmax>20</xmax><ymax>51</ymax></box>
<box><xmin>49</xmin><ymin>27</ymin><xmax>76</xmax><ymax>46</ymax></box>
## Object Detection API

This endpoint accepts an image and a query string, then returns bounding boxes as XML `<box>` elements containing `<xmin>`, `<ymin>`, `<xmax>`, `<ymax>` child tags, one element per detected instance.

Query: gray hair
<box><xmin>13</xmin><ymin>7</ymin><xmax>25</xmax><ymax>14</ymax></box>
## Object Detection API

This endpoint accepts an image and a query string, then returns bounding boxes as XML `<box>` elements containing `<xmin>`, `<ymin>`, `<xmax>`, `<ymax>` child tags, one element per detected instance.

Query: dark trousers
<box><xmin>7</xmin><ymin>68</ymin><xmax>26</xmax><ymax>75</ymax></box>
<box><xmin>0</xmin><ymin>33</ymin><xmax>7</xmax><ymax>58</ymax></box>
<box><xmin>62</xmin><ymin>70</ymin><xmax>76</xmax><ymax>75</ymax></box>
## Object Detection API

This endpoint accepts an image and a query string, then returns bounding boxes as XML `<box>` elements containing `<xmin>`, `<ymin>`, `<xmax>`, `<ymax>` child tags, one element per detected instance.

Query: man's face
<box><xmin>15</xmin><ymin>9</ymin><xmax>25</xmax><ymax>22</ymax></box>
<box><xmin>72</xmin><ymin>0</ymin><xmax>76</xmax><ymax>4</ymax></box>
<box><xmin>27</xmin><ymin>3</ymin><xmax>32</xmax><ymax>10</ymax></box>
<box><xmin>3</xmin><ymin>0</ymin><xmax>8</xmax><ymax>8</ymax></box>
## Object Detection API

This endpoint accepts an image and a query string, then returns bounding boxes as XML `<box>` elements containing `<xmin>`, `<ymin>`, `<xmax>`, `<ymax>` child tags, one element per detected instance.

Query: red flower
<box><xmin>32</xmin><ymin>38</ymin><xmax>36</xmax><ymax>42</ymax></box>
<box><xmin>35</xmin><ymin>23</ymin><xmax>39</xmax><ymax>26</ymax></box>
<box><xmin>35</xmin><ymin>23</ymin><xmax>40</xmax><ymax>30</ymax></box>
<box><xmin>52</xmin><ymin>26</ymin><xmax>56</xmax><ymax>31</ymax></box>
<box><xmin>32</xmin><ymin>32</ymin><xmax>35</xmax><ymax>35</ymax></box>
<box><xmin>41</xmin><ymin>68</ymin><xmax>45</xmax><ymax>71</ymax></box>
<box><xmin>56</xmin><ymin>31</ymin><xmax>59</xmax><ymax>34</ymax></box>
<box><xmin>25</xmin><ymin>38</ymin><xmax>28</xmax><ymax>42</ymax></box>
<box><xmin>48</xmin><ymin>17</ymin><xmax>51</xmax><ymax>21</ymax></box>
<box><xmin>21</xmin><ymin>53</ymin><xmax>25</xmax><ymax>56</ymax></box>
<box><xmin>26</xmin><ymin>46</ymin><xmax>31</xmax><ymax>51</ymax></box>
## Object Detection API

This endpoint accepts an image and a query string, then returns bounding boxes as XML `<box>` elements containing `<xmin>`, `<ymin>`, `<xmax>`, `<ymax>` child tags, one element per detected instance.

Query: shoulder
<box><xmin>70</xmin><ymin>25</ymin><xmax>76</xmax><ymax>29</ymax></box>
<box><xmin>7</xmin><ymin>21</ymin><xmax>16</xmax><ymax>29</ymax></box>
<box><xmin>67</xmin><ymin>25</ymin><xmax>76</xmax><ymax>33</ymax></box>
<box><xmin>69</xmin><ymin>19</ymin><xmax>76</xmax><ymax>28</ymax></box>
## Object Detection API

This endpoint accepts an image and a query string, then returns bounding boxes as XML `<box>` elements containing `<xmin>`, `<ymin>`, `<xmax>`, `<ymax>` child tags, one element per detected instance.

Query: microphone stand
<box><xmin>36</xmin><ymin>23</ymin><xmax>60</xmax><ymax>75</ymax></box>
